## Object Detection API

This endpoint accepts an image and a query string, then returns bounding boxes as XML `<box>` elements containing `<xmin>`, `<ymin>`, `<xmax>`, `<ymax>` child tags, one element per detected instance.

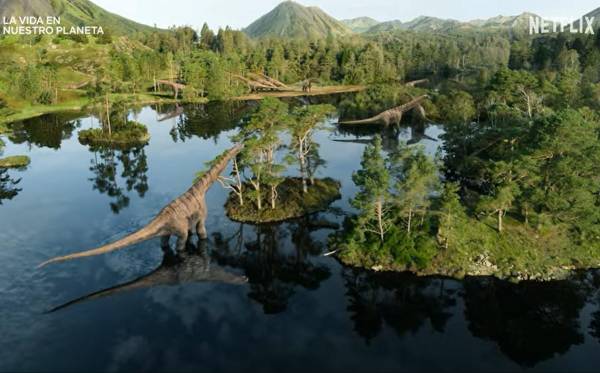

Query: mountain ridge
<box><xmin>0</xmin><ymin>0</ymin><xmax>157</xmax><ymax>35</ymax></box>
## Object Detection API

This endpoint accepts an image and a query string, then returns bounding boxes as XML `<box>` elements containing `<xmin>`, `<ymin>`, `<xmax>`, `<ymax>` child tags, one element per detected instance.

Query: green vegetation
<box><xmin>0</xmin><ymin>155</ymin><xmax>30</xmax><ymax>169</ymax></box>
<box><xmin>226</xmin><ymin>177</ymin><xmax>341</xmax><ymax>223</ymax></box>
<box><xmin>0</xmin><ymin>0</ymin><xmax>157</xmax><ymax>36</ymax></box>
<box><xmin>78</xmin><ymin>121</ymin><xmax>149</xmax><ymax>148</ymax></box>
<box><xmin>334</xmin><ymin>28</ymin><xmax>600</xmax><ymax>280</ymax></box>
<box><xmin>212</xmin><ymin>98</ymin><xmax>337</xmax><ymax>223</ymax></box>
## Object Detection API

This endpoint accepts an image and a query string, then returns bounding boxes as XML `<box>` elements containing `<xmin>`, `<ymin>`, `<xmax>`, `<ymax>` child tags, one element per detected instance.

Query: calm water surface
<box><xmin>1</xmin><ymin>97</ymin><xmax>600</xmax><ymax>372</ymax></box>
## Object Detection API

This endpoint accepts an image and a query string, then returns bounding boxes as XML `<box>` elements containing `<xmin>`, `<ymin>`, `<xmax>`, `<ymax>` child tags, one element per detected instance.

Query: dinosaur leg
<box><xmin>174</xmin><ymin>230</ymin><xmax>188</xmax><ymax>252</ymax></box>
<box><xmin>196</xmin><ymin>219</ymin><xmax>208</xmax><ymax>240</ymax></box>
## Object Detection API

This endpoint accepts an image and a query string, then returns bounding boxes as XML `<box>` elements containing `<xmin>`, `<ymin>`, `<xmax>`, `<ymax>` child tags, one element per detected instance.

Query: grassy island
<box><xmin>78</xmin><ymin>121</ymin><xmax>150</xmax><ymax>148</ymax></box>
<box><xmin>226</xmin><ymin>177</ymin><xmax>341</xmax><ymax>223</ymax></box>
<box><xmin>0</xmin><ymin>155</ymin><xmax>31</xmax><ymax>169</ymax></box>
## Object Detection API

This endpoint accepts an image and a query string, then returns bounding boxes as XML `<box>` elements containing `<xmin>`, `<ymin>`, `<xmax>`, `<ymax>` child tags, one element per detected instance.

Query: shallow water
<box><xmin>1</xmin><ymin>99</ymin><xmax>599</xmax><ymax>372</ymax></box>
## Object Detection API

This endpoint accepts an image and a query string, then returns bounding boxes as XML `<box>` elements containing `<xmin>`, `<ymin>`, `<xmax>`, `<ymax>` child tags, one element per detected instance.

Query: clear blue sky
<box><xmin>93</xmin><ymin>0</ymin><xmax>600</xmax><ymax>30</ymax></box>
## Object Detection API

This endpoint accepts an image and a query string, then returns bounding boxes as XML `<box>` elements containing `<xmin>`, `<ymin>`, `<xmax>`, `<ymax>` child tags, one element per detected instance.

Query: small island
<box><xmin>205</xmin><ymin>98</ymin><xmax>339</xmax><ymax>224</ymax></box>
<box><xmin>78</xmin><ymin>120</ymin><xmax>150</xmax><ymax>148</ymax></box>
<box><xmin>0</xmin><ymin>155</ymin><xmax>31</xmax><ymax>169</ymax></box>
<box><xmin>226</xmin><ymin>177</ymin><xmax>341</xmax><ymax>223</ymax></box>
<box><xmin>78</xmin><ymin>98</ymin><xmax>150</xmax><ymax>149</ymax></box>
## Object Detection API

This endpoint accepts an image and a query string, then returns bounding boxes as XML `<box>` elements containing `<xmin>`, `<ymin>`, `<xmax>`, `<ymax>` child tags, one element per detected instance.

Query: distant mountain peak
<box><xmin>342</xmin><ymin>16</ymin><xmax>380</xmax><ymax>33</ymax></box>
<box><xmin>244</xmin><ymin>1</ymin><xmax>353</xmax><ymax>39</ymax></box>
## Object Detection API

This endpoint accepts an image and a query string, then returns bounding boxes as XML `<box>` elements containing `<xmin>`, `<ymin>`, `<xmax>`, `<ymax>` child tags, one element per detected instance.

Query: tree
<box><xmin>199</xmin><ymin>23</ymin><xmax>215</xmax><ymax>50</ymax></box>
<box><xmin>436</xmin><ymin>182</ymin><xmax>466</xmax><ymax>250</ymax></box>
<box><xmin>287</xmin><ymin>104</ymin><xmax>335</xmax><ymax>193</ymax></box>
<box><xmin>477</xmin><ymin>181</ymin><xmax>518</xmax><ymax>233</ymax></box>
<box><xmin>391</xmin><ymin>144</ymin><xmax>439</xmax><ymax>234</ymax></box>
<box><xmin>351</xmin><ymin>135</ymin><xmax>392</xmax><ymax>242</ymax></box>
<box><xmin>236</xmin><ymin>98</ymin><xmax>289</xmax><ymax>210</ymax></box>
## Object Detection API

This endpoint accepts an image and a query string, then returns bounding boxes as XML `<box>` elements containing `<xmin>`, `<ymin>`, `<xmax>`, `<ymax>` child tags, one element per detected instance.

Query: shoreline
<box><xmin>0</xmin><ymin>85</ymin><xmax>366</xmax><ymax>126</ymax></box>
<box><xmin>336</xmin><ymin>254</ymin><xmax>600</xmax><ymax>283</ymax></box>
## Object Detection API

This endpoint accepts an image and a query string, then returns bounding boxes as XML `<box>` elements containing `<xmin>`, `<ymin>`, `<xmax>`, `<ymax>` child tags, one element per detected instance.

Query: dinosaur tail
<box><xmin>338</xmin><ymin>117</ymin><xmax>381</xmax><ymax>125</ymax></box>
<box><xmin>38</xmin><ymin>219</ymin><xmax>163</xmax><ymax>268</ymax></box>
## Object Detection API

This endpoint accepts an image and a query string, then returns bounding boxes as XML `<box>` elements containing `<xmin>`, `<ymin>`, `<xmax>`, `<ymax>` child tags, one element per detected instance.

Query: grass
<box><xmin>336</xmin><ymin>212</ymin><xmax>600</xmax><ymax>282</ymax></box>
<box><xmin>0</xmin><ymin>155</ymin><xmax>31</xmax><ymax>169</ymax></box>
<box><xmin>226</xmin><ymin>177</ymin><xmax>341</xmax><ymax>223</ymax></box>
<box><xmin>78</xmin><ymin>121</ymin><xmax>150</xmax><ymax>148</ymax></box>
<box><xmin>234</xmin><ymin>85</ymin><xmax>366</xmax><ymax>101</ymax></box>
<box><xmin>0</xmin><ymin>92</ymin><xmax>208</xmax><ymax>126</ymax></box>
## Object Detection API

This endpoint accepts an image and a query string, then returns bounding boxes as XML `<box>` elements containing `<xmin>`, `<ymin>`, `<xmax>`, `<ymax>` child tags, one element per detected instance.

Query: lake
<box><xmin>1</xmin><ymin>97</ymin><xmax>600</xmax><ymax>372</ymax></box>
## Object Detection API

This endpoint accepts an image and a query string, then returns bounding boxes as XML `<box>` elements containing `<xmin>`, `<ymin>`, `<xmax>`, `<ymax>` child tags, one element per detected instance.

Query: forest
<box><xmin>2</xmin><ymin>16</ymin><xmax>600</xmax><ymax>280</ymax></box>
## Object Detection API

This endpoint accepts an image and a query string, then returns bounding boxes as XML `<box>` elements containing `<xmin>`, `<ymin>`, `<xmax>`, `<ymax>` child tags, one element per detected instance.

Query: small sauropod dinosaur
<box><xmin>38</xmin><ymin>144</ymin><xmax>244</xmax><ymax>268</ymax></box>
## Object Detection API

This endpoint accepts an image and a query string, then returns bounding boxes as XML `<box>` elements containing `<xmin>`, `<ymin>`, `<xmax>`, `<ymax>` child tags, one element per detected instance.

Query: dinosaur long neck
<box><xmin>192</xmin><ymin>144</ymin><xmax>243</xmax><ymax>194</ymax></box>
<box><xmin>396</xmin><ymin>95</ymin><xmax>428</xmax><ymax>113</ymax></box>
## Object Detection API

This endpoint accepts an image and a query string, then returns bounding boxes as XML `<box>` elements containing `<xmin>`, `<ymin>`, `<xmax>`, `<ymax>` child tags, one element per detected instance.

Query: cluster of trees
<box><xmin>4</xmin><ymin>64</ymin><xmax>58</xmax><ymax>104</ymax></box>
<box><xmin>339</xmin><ymin>135</ymin><xmax>458</xmax><ymax>268</ymax></box>
<box><xmin>214</xmin><ymin>97</ymin><xmax>334</xmax><ymax>211</ymax></box>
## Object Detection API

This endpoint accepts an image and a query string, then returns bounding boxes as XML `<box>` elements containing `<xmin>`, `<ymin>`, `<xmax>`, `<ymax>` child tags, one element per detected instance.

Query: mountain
<box><xmin>366</xmin><ymin>20</ymin><xmax>404</xmax><ymax>33</ymax></box>
<box><xmin>365</xmin><ymin>12</ymin><xmax>540</xmax><ymax>34</ymax></box>
<box><xmin>342</xmin><ymin>17</ymin><xmax>380</xmax><ymax>33</ymax></box>
<box><xmin>573</xmin><ymin>7</ymin><xmax>600</xmax><ymax>29</ymax></box>
<box><xmin>365</xmin><ymin>16</ymin><xmax>459</xmax><ymax>34</ymax></box>
<box><xmin>467</xmin><ymin>12</ymin><xmax>538</xmax><ymax>31</ymax></box>
<box><xmin>0</xmin><ymin>0</ymin><xmax>156</xmax><ymax>35</ymax></box>
<box><xmin>243</xmin><ymin>1</ymin><xmax>353</xmax><ymax>39</ymax></box>
<box><xmin>401</xmin><ymin>16</ymin><xmax>461</xmax><ymax>32</ymax></box>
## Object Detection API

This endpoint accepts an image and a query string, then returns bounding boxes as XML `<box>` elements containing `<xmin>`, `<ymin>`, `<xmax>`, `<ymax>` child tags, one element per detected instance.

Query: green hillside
<box><xmin>341</xmin><ymin>17</ymin><xmax>379</xmax><ymax>33</ymax></box>
<box><xmin>243</xmin><ymin>1</ymin><xmax>353</xmax><ymax>39</ymax></box>
<box><xmin>0</xmin><ymin>0</ymin><xmax>157</xmax><ymax>36</ymax></box>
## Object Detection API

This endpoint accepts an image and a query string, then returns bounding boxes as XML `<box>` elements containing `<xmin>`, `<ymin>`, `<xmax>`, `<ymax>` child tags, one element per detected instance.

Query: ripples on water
<box><xmin>0</xmin><ymin>97</ymin><xmax>599</xmax><ymax>372</ymax></box>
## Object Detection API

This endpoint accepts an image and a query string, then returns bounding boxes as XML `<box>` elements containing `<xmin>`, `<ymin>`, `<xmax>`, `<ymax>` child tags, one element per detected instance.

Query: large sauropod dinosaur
<box><xmin>38</xmin><ymin>144</ymin><xmax>244</xmax><ymax>268</ymax></box>
<box><xmin>338</xmin><ymin>95</ymin><xmax>429</xmax><ymax>126</ymax></box>
<box><xmin>46</xmin><ymin>240</ymin><xmax>247</xmax><ymax>313</ymax></box>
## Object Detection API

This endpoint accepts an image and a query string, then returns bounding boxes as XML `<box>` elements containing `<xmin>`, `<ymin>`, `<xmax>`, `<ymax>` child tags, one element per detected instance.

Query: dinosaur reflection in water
<box><xmin>88</xmin><ymin>146</ymin><xmax>149</xmax><ymax>214</ymax></box>
<box><xmin>212</xmin><ymin>216</ymin><xmax>337</xmax><ymax>314</ymax></box>
<box><xmin>334</xmin><ymin>122</ymin><xmax>437</xmax><ymax>152</ymax></box>
<box><xmin>47</xmin><ymin>239</ymin><xmax>247</xmax><ymax>313</ymax></box>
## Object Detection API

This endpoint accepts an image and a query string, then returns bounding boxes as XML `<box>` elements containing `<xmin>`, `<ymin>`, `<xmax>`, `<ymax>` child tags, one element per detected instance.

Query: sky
<box><xmin>92</xmin><ymin>0</ymin><xmax>600</xmax><ymax>30</ymax></box>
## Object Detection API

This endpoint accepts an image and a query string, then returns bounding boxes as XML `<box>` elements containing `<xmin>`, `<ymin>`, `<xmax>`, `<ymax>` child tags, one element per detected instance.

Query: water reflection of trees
<box><xmin>157</xmin><ymin>102</ymin><xmax>254</xmax><ymax>143</ymax></box>
<box><xmin>0</xmin><ymin>169</ymin><xmax>22</xmax><ymax>204</ymax></box>
<box><xmin>463</xmin><ymin>277</ymin><xmax>588</xmax><ymax>367</ymax></box>
<box><xmin>88</xmin><ymin>146</ymin><xmax>149</xmax><ymax>214</ymax></box>
<box><xmin>7</xmin><ymin>113</ymin><xmax>81</xmax><ymax>149</ymax></box>
<box><xmin>342</xmin><ymin>270</ymin><xmax>598</xmax><ymax>365</ymax></box>
<box><xmin>343</xmin><ymin>270</ymin><xmax>456</xmax><ymax>343</ymax></box>
<box><xmin>212</xmin><ymin>217</ymin><xmax>334</xmax><ymax>314</ymax></box>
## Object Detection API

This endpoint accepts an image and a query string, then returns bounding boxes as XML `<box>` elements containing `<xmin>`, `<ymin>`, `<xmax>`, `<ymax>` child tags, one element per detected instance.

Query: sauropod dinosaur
<box><xmin>38</xmin><ymin>144</ymin><xmax>244</xmax><ymax>268</ymax></box>
<box><xmin>46</xmin><ymin>240</ymin><xmax>247</xmax><ymax>313</ymax></box>
<box><xmin>338</xmin><ymin>95</ymin><xmax>429</xmax><ymax>126</ymax></box>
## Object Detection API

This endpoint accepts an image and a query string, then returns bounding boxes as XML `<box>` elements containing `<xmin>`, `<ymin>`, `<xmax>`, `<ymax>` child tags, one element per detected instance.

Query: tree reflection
<box><xmin>343</xmin><ymin>269</ymin><xmax>456</xmax><ymax>343</ymax></box>
<box><xmin>0</xmin><ymin>169</ymin><xmax>22</xmax><ymax>204</ymax></box>
<box><xmin>463</xmin><ymin>277</ymin><xmax>587</xmax><ymax>367</ymax></box>
<box><xmin>212</xmin><ymin>216</ymin><xmax>333</xmax><ymax>314</ymax></box>
<box><xmin>162</xmin><ymin>101</ymin><xmax>254</xmax><ymax>143</ymax></box>
<box><xmin>88</xmin><ymin>146</ymin><xmax>149</xmax><ymax>214</ymax></box>
<box><xmin>7</xmin><ymin>113</ymin><xmax>81</xmax><ymax>149</ymax></box>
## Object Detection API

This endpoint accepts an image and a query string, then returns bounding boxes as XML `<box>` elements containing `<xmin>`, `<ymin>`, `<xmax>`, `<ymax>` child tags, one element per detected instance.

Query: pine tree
<box><xmin>351</xmin><ymin>135</ymin><xmax>392</xmax><ymax>242</ymax></box>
